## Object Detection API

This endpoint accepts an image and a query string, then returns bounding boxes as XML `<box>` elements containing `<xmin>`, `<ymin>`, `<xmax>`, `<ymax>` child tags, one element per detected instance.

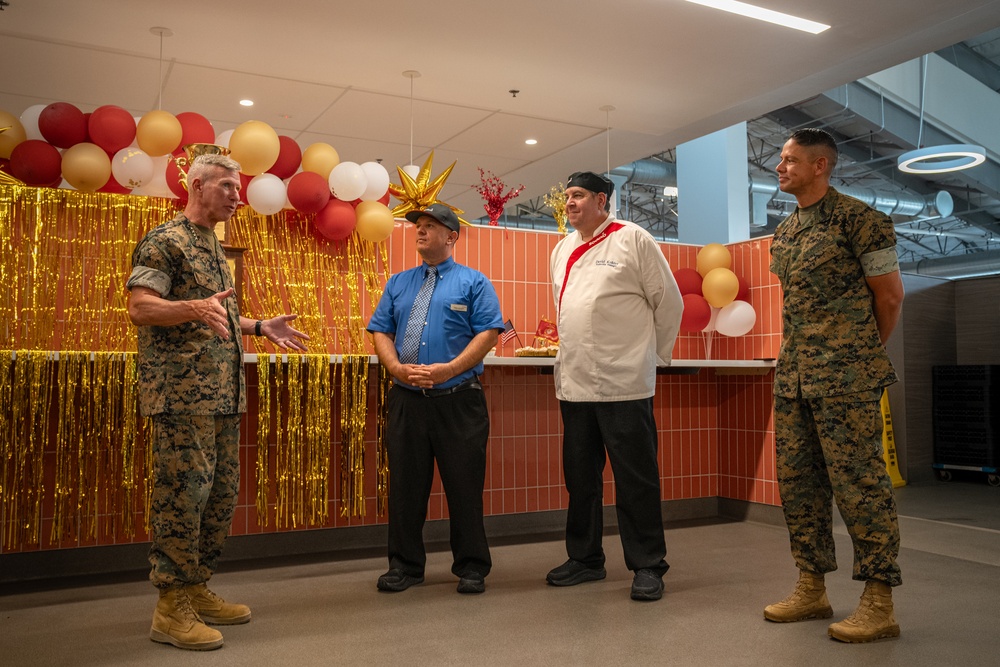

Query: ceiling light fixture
<box><xmin>897</xmin><ymin>55</ymin><xmax>985</xmax><ymax>175</ymax></box>
<box><xmin>525</xmin><ymin>139</ymin><xmax>537</xmax><ymax>145</ymax></box>
<box><xmin>239</xmin><ymin>99</ymin><xmax>254</xmax><ymax>107</ymax></box>
<box><xmin>898</xmin><ymin>145</ymin><xmax>986</xmax><ymax>174</ymax></box>
<box><xmin>684</xmin><ymin>0</ymin><xmax>830</xmax><ymax>34</ymax></box>
<box><xmin>402</xmin><ymin>70</ymin><xmax>422</xmax><ymax>180</ymax></box>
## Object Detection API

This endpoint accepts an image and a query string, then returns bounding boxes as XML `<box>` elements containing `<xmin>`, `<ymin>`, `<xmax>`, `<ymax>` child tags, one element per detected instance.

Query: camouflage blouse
<box><xmin>126</xmin><ymin>214</ymin><xmax>246</xmax><ymax>416</ymax></box>
<box><xmin>770</xmin><ymin>188</ymin><xmax>899</xmax><ymax>399</ymax></box>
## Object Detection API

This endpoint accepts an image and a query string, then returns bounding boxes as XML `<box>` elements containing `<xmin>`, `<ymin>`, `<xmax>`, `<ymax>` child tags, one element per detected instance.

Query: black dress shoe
<box><xmin>546</xmin><ymin>559</ymin><xmax>607</xmax><ymax>587</ymax></box>
<box><xmin>457</xmin><ymin>573</ymin><xmax>485</xmax><ymax>594</ymax></box>
<box><xmin>630</xmin><ymin>569</ymin><xmax>664</xmax><ymax>601</ymax></box>
<box><xmin>377</xmin><ymin>569</ymin><xmax>424</xmax><ymax>592</ymax></box>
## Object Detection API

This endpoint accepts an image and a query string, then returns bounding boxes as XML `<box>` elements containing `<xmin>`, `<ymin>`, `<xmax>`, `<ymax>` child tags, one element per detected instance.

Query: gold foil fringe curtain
<box><xmin>1</xmin><ymin>184</ymin><xmax>388</xmax><ymax>552</ymax></box>
<box><xmin>231</xmin><ymin>214</ymin><xmax>387</xmax><ymax>524</ymax></box>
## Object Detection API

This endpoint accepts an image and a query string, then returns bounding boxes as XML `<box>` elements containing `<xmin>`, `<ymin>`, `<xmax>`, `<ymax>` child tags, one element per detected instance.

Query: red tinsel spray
<box><xmin>472</xmin><ymin>168</ymin><xmax>524</xmax><ymax>226</ymax></box>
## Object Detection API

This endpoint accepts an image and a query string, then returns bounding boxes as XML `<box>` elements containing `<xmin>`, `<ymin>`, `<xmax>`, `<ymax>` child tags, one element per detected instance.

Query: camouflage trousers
<box><xmin>148</xmin><ymin>413</ymin><xmax>241</xmax><ymax>589</ymax></box>
<box><xmin>774</xmin><ymin>390</ymin><xmax>901</xmax><ymax>586</ymax></box>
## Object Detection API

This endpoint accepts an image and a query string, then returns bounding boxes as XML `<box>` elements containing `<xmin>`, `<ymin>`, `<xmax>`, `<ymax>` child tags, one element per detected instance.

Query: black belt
<box><xmin>400</xmin><ymin>377</ymin><xmax>482</xmax><ymax>397</ymax></box>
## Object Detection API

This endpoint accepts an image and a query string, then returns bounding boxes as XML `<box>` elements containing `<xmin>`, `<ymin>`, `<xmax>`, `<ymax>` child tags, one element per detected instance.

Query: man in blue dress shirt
<box><xmin>367</xmin><ymin>203</ymin><xmax>504</xmax><ymax>595</ymax></box>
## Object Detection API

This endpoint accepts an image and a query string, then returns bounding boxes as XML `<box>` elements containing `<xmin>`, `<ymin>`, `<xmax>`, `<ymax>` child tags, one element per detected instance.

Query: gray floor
<box><xmin>2</xmin><ymin>479</ymin><xmax>999</xmax><ymax>666</ymax></box>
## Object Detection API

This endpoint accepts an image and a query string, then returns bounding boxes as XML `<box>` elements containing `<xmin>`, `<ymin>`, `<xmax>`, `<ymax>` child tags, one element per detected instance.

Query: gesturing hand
<box><xmin>193</xmin><ymin>288</ymin><xmax>235</xmax><ymax>340</ymax></box>
<box><xmin>261</xmin><ymin>314</ymin><xmax>310</xmax><ymax>352</ymax></box>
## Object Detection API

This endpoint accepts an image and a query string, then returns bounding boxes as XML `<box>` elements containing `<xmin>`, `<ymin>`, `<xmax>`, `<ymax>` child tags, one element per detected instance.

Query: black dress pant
<box><xmin>386</xmin><ymin>384</ymin><xmax>492</xmax><ymax>578</ymax></box>
<box><xmin>559</xmin><ymin>398</ymin><xmax>668</xmax><ymax>575</ymax></box>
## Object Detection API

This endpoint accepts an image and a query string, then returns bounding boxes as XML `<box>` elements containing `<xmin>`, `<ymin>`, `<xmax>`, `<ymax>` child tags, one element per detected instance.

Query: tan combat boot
<box><xmin>185</xmin><ymin>583</ymin><xmax>252</xmax><ymax>625</ymax></box>
<box><xmin>764</xmin><ymin>570</ymin><xmax>834</xmax><ymax>622</ymax></box>
<box><xmin>150</xmin><ymin>587</ymin><xmax>224</xmax><ymax>651</ymax></box>
<box><xmin>828</xmin><ymin>580</ymin><xmax>900</xmax><ymax>642</ymax></box>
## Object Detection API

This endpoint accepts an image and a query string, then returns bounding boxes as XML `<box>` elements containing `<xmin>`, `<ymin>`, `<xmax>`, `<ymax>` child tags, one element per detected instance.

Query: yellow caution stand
<box><xmin>881</xmin><ymin>389</ymin><xmax>906</xmax><ymax>488</ymax></box>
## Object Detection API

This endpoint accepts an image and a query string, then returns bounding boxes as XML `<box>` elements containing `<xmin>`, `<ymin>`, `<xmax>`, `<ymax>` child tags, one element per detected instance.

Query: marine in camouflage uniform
<box><xmin>770</xmin><ymin>186</ymin><xmax>902</xmax><ymax>587</ymax></box>
<box><xmin>128</xmin><ymin>213</ymin><xmax>245</xmax><ymax>590</ymax></box>
<box><xmin>127</xmin><ymin>154</ymin><xmax>308</xmax><ymax>650</ymax></box>
<box><xmin>767</xmin><ymin>129</ymin><xmax>904</xmax><ymax>642</ymax></box>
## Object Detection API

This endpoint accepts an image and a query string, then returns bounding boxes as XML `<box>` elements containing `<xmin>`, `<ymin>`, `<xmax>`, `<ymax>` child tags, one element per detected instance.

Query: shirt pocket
<box><xmin>440</xmin><ymin>294</ymin><xmax>473</xmax><ymax>333</ymax></box>
<box><xmin>185</xmin><ymin>249</ymin><xmax>226</xmax><ymax>297</ymax></box>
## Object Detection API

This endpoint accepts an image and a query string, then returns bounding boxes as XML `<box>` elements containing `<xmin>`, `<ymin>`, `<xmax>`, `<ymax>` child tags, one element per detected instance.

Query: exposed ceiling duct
<box><xmin>610</xmin><ymin>159</ymin><xmax>953</xmax><ymax>222</ymax></box>
<box><xmin>899</xmin><ymin>248</ymin><xmax>1000</xmax><ymax>279</ymax></box>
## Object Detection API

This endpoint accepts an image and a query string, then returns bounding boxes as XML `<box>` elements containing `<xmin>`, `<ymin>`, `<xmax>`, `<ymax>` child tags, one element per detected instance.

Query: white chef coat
<box><xmin>550</xmin><ymin>215</ymin><xmax>683</xmax><ymax>402</ymax></box>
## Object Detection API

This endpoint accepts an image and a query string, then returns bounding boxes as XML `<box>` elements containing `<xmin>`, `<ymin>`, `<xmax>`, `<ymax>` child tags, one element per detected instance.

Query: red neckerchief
<box><xmin>558</xmin><ymin>221</ymin><xmax>624</xmax><ymax>313</ymax></box>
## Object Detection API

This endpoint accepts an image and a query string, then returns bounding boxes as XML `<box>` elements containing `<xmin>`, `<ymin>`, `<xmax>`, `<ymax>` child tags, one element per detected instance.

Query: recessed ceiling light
<box><xmin>525</xmin><ymin>139</ymin><xmax>538</xmax><ymax>145</ymax></box>
<box><xmin>239</xmin><ymin>99</ymin><xmax>254</xmax><ymax>107</ymax></box>
<box><xmin>684</xmin><ymin>0</ymin><xmax>830</xmax><ymax>34</ymax></box>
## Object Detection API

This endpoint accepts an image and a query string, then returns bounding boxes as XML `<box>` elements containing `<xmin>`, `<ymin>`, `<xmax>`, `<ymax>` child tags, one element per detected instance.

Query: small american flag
<box><xmin>499</xmin><ymin>319</ymin><xmax>517</xmax><ymax>346</ymax></box>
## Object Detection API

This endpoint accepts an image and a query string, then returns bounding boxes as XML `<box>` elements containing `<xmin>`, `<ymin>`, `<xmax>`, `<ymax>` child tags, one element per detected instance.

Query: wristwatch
<box><xmin>255</xmin><ymin>320</ymin><xmax>263</xmax><ymax>336</ymax></box>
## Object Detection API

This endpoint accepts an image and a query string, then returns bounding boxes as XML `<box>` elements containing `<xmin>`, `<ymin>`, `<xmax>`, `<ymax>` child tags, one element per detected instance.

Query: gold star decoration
<box><xmin>388</xmin><ymin>151</ymin><xmax>469</xmax><ymax>226</ymax></box>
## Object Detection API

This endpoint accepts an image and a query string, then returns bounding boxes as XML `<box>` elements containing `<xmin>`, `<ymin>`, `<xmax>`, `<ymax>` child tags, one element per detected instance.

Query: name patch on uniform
<box><xmin>595</xmin><ymin>259</ymin><xmax>620</xmax><ymax>268</ymax></box>
<box><xmin>449</xmin><ymin>304</ymin><xmax>468</xmax><ymax>312</ymax></box>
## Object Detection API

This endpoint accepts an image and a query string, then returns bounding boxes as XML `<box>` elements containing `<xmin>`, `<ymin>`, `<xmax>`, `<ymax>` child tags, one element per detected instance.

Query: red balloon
<box><xmin>266</xmin><ymin>136</ymin><xmax>302</xmax><ymax>180</ymax></box>
<box><xmin>89</xmin><ymin>105</ymin><xmax>136</xmax><ymax>154</ymax></box>
<box><xmin>674</xmin><ymin>268</ymin><xmax>703</xmax><ymax>296</ymax></box>
<box><xmin>287</xmin><ymin>171</ymin><xmax>330</xmax><ymax>214</ymax></box>
<box><xmin>166</xmin><ymin>159</ymin><xmax>189</xmax><ymax>202</ymax></box>
<box><xmin>239</xmin><ymin>172</ymin><xmax>251</xmax><ymax>204</ymax></box>
<box><xmin>680</xmin><ymin>294</ymin><xmax>712</xmax><ymax>332</ymax></box>
<box><xmin>9</xmin><ymin>140</ymin><xmax>63</xmax><ymax>186</ymax></box>
<box><xmin>98</xmin><ymin>173</ymin><xmax>131</xmax><ymax>194</ymax></box>
<box><xmin>176</xmin><ymin>112</ymin><xmax>216</xmax><ymax>149</ymax></box>
<box><xmin>314</xmin><ymin>198</ymin><xmax>356</xmax><ymax>241</ymax></box>
<box><xmin>378</xmin><ymin>192</ymin><xmax>391</xmax><ymax>206</ymax></box>
<box><xmin>38</xmin><ymin>102</ymin><xmax>88</xmax><ymax>149</ymax></box>
<box><xmin>735</xmin><ymin>275</ymin><xmax>750</xmax><ymax>302</ymax></box>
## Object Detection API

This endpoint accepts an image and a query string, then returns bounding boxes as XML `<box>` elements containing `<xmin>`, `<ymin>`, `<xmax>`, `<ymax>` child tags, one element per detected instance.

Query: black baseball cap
<box><xmin>405</xmin><ymin>203</ymin><xmax>461</xmax><ymax>232</ymax></box>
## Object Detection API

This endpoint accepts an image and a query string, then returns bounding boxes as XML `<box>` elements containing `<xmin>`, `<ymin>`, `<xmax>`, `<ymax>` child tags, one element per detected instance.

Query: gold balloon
<box><xmin>136</xmin><ymin>110</ymin><xmax>183</xmax><ymax>157</ymax></box>
<box><xmin>355</xmin><ymin>200</ymin><xmax>395</xmax><ymax>243</ymax></box>
<box><xmin>228</xmin><ymin>120</ymin><xmax>280</xmax><ymax>176</ymax></box>
<box><xmin>696</xmin><ymin>242</ymin><xmax>732</xmax><ymax>277</ymax></box>
<box><xmin>61</xmin><ymin>142</ymin><xmax>112</xmax><ymax>192</ymax></box>
<box><xmin>0</xmin><ymin>111</ymin><xmax>27</xmax><ymax>159</ymax></box>
<box><xmin>301</xmin><ymin>142</ymin><xmax>340</xmax><ymax>180</ymax></box>
<box><xmin>387</xmin><ymin>151</ymin><xmax>468</xmax><ymax>225</ymax></box>
<box><xmin>702</xmin><ymin>267</ymin><xmax>739</xmax><ymax>308</ymax></box>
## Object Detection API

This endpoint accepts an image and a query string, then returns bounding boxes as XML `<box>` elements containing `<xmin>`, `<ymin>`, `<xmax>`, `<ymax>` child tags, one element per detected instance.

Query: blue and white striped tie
<box><xmin>398</xmin><ymin>266</ymin><xmax>437</xmax><ymax>364</ymax></box>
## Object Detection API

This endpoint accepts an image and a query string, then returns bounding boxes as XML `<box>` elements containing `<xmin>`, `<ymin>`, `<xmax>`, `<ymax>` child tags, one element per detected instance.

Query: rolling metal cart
<box><xmin>932</xmin><ymin>365</ymin><xmax>1000</xmax><ymax>487</ymax></box>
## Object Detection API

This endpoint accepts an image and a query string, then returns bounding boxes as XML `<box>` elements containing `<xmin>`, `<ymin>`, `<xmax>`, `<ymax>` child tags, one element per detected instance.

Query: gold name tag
<box><xmin>450</xmin><ymin>304</ymin><xmax>468</xmax><ymax>312</ymax></box>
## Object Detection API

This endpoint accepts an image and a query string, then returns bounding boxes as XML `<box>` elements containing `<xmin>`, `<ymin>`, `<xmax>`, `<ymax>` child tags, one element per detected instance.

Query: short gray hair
<box><xmin>188</xmin><ymin>153</ymin><xmax>242</xmax><ymax>184</ymax></box>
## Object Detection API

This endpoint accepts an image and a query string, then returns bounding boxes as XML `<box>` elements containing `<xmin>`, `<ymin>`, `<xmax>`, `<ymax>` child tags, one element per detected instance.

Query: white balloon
<box><xmin>328</xmin><ymin>161</ymin><xmax>367</xmax><ymax>202</ymax></box>
<box><xmin>215</xmin><ymin>128</ymin><xmax>234</xmax><ymax>149</ymax></box>
<box><xmin>359</xmin><ymin>161</ymin><xmax>390</xmax><ymax>201</ymax></box>
<box><xmin>246</xmin><ymin>173</ymin><xmax>287</xmax><ymax>215</ymax></box>
<box><xmin>715</xmin><ymin>301</ymin><xmax>757</xmax><ymax>337</ymax></box>
<box><xmin>20</xmin><ymin>104</ymin><xmax>47</xmax><ymax>141</ymax></box>
<box><xmin>134</xmin><ymin>155</ymin><xmax>175</xmax><ymax>198</ymax></box>
<box><xmin>702</xmin><ymin>306</ymin><xmax>721</xmax><ymax>333</ymax></box>
<box><xmin>111</xmin><ymin>147</ymin><xmax>154</xmax><ymax>189</ymax></box>
<box><xmin>402</xmin><ymin>164</ymin><xmax>420</xmax><ymax>180</ymax></box>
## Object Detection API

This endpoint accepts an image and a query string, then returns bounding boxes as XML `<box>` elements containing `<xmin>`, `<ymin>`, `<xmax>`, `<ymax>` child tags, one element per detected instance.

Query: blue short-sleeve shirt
<box><xmin>367</xmin><ymin>256</ymin><xmax>503</xmax><ymax>389</ymax></box>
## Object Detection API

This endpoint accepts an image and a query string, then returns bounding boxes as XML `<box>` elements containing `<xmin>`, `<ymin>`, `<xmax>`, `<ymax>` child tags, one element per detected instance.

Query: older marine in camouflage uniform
<box><xmin>765</xmin><ymin>129</ymin><xmax>904</xmax><ymax>643</ymax></box>
<box><xmin>127</xmin><ymin>154</ymin><xmax>308</xmax><ymax>651</ymax></box>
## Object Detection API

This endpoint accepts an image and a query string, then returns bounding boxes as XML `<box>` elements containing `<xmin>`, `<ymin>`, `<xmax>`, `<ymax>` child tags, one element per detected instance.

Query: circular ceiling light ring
<box><xmin>897</xmin><ymin>144</ymin><xmax>986</xmax><ymax>174</ymax></box>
